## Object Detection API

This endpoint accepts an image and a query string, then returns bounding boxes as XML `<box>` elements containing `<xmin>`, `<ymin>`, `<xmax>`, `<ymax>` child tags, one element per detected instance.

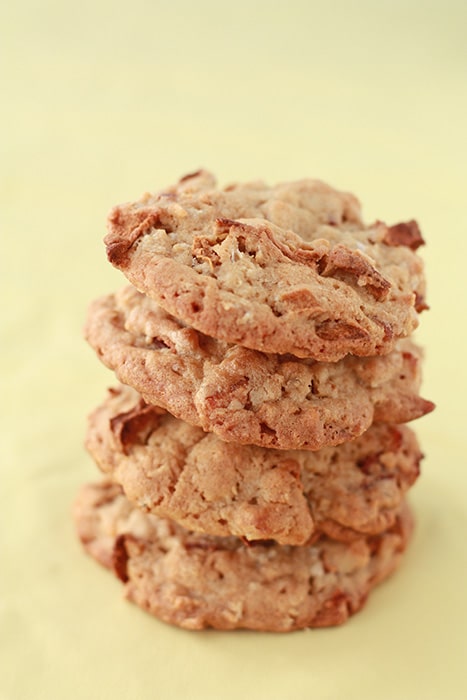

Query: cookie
<box><xmin>84</xmin><ymin>286</ymin><xmax>434</xmax><ymax>450</ymax></box>
<box><xmin>74</xmin><ymin>480</ymin><xmax>413</xmax><ymax>632</ymax></box>
<box><xmin>104</xmin><ymin>170</ymin><xmax>427</xmax><ymax>361</ymax></box>
<box><xmin>86</xmin><ymin>384</ymin><xmax>422</xmax><ymax>545</ymax></box>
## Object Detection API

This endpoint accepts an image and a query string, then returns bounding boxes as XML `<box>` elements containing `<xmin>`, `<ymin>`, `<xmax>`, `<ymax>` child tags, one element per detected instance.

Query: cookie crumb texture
<box><xmin>74</xmin><ymin>481</ymin><xmax>413</xmax><ymax>632</ymax></box>
<box><xmin>104</xmin><ymin>171</ymin><xmax>426</xmax><ymax>361</ymax></box>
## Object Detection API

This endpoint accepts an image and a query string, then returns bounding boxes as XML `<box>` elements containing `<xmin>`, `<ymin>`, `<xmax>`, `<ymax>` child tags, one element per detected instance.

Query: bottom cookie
<box><xmin>74</xmin><ymin>481</ymin><xmax>413</xmax><ymax>632</ymax></box>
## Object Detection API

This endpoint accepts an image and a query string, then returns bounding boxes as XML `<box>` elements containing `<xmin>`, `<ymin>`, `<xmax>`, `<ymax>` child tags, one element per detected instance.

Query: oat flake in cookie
<box><xmin>74</xmin><ymin>481</ymin><xmax>414</xmax><ymax>632</ymax></box>
<box><xmin>86</xmin><ymin>385</ymin><xmax>422</xmax><ymax>546</ymax></box>
<box><xmin>104</xmin><ymin>170</ymin><xmax>427</xmax><ymax>361</ymax></box>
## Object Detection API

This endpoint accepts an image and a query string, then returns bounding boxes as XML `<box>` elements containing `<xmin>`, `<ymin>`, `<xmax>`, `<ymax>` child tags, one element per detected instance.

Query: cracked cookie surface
<box><xmin>84</xmin><ymin>286</ymin><xmax>434</xmax><ymax>450</ymax></box>
<box><xmin>74</xmin><ymin>480</ymin><xmax>413</xmax><ymax>632</ymax></box>
<box><xmin>86</xmin><ymin>385</ymin><xmax>422</xmax><ymax>545</ymax></box>
<box><xmin>104</xmin><ymin>170</ymin><xmax>426</xmax><ymax>361</ymax></box>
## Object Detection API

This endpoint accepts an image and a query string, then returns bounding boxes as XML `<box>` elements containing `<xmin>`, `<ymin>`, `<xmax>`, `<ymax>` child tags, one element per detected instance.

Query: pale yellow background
<box><xmin>2</xmin><ymin>1</ymin><xmax>466</xmax><ymax>698</ymax></box>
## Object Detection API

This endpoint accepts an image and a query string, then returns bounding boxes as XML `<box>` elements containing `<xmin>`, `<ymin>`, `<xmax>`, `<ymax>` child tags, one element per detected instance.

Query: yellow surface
<box><xmin>2</xmin><ymin>1</ymin><xmax>467</xmax><ymax>698</ymax></box>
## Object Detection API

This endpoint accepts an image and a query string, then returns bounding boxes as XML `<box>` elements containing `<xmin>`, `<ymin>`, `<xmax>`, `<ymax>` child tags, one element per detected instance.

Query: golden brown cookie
<box><xmin>84</xmin><ymin>286</ymin><xmax>434</xmax><ymax>450</ymax></box>
<box><xmin>86</xmin><ymin>385</ymin><xmax>422</xmax><ymax>545</ymax></box>
<box><xmin>74</xmin><ymin>480</ymin><xmax>414</xmax><ymax>632</ymax></box>
<box><xmin>104</xmin><ymin>170</ymin><xmax>427</xmax><ymax>361</ymax></box>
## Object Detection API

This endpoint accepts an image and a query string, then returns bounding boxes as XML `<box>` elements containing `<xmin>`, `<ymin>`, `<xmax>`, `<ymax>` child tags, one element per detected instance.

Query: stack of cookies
<box><xmin>75</xmin><ymin>170</ymin><xmax>434</xmax><ymax>632</ymax></box>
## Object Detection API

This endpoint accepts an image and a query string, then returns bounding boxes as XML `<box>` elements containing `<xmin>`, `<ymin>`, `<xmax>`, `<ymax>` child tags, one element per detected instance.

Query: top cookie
<box><xmin>104</xmin><ymin>170</ymin><xmax>427</xmax><ymax>361</ymax></box>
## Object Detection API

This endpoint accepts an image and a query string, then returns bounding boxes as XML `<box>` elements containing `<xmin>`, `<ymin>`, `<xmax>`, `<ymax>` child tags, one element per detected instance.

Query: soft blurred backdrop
<box><xmin>2</xmin><ymin>1</ymin><xmax>466</xmax><ymax>699</ymax></box>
